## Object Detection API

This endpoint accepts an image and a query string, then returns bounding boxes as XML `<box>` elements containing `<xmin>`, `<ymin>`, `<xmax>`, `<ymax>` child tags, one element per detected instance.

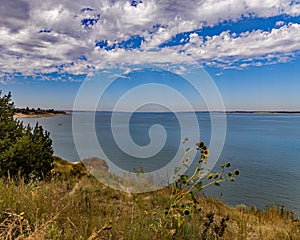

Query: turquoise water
<box><xmin>20</xmin><ymin>112</ymin><xmax>300</xmax><ymax>215</ymax></box>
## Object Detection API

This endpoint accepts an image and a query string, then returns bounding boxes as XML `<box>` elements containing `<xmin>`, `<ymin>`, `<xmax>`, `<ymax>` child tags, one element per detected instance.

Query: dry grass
<box><xmin>0</xmin><ymin>160</ymin><xmax>299</xmax><ymax>239</ymax></box>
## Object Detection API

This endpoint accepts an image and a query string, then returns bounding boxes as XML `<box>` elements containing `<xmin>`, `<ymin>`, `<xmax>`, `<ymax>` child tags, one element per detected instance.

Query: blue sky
<box><xmin>0</xmin><ymin>0</ymin><xmax>300</xmax><ymax>111</ymax></box>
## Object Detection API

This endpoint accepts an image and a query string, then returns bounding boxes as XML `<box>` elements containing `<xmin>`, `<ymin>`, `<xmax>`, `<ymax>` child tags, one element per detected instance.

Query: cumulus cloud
<box><xmin>0</xmin><ymin>0</ymin><xmax>299</xmax><ymax>81</ymax></box>
<box><xmin>181</xmin><ymin>23</ymin><xmax>300</xmax><ymax>66</ymax></box>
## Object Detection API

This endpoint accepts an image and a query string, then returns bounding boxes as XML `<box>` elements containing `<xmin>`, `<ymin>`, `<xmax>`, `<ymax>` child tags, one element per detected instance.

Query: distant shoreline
<box><xmin>225</xmin><ymin>111</ymin><xmax>300</xmax><ymax>114</ymax></box>
<box><xmin>70</xmin><ymin>110</ymin><xmax>300</xmax><ymax>114</ymax></box>
<box><xmin>14</xmin><ymin>110</ymin><xmax>300</xmax><ymax>117</ymax></box>
<box><xmin>14</xmin><ymin>112</ymin><xmax>71</xmax><ymax>118</ymax></box>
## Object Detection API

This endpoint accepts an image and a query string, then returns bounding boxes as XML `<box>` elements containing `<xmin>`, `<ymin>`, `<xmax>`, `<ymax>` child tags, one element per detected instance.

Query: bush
<box><xmin>0</xmin><ymin>91</ymin><xmax>53</xmax><ymax>181</ymax></box>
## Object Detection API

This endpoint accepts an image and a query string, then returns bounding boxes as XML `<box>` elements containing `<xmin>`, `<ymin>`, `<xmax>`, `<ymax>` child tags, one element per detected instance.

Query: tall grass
<box><xmin>0</xmin><ymin>173</ymin><xmax>299</xmax><ymax>239</ymax></box>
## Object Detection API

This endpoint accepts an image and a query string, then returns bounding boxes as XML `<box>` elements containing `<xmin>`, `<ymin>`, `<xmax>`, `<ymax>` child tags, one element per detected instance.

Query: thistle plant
<box><xmin>153</xmin><ymin>139</ymin><xmax>239</xmax><ymax>235</ymax></box>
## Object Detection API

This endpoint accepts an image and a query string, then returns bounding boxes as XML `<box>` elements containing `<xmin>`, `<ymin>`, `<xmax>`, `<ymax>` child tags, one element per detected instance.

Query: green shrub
<box><xmin>0</xmin><ymin>91</ymin><xmax>53</xmax><ymax>181</ymax></box>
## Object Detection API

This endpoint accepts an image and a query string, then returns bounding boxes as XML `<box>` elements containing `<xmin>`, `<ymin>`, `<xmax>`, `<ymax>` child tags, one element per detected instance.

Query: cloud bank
<box><xmin>0</xmin><ymin>0</ymin><xmax>300</xmax><ymax>80</ymax></box>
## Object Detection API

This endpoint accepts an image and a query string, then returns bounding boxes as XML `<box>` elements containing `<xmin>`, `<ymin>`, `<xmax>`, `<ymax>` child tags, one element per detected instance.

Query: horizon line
<box><xmin>65</xmin><ymin>110</ymin><xmax>300</xmax><ymax>114</ymax></box>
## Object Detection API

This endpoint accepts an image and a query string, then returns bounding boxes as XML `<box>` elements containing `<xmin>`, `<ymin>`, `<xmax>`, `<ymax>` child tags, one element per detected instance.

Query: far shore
<box><xmin>224</xmin><ymin>110</ymin><xmax>300</xmax><ymax>114</ymax></box>
<box><xmin>14</xmin><ymin>112</ymin><xmax>71</xmax><ymax>118</ymax></box>
<box><xmin>13</xmin><ymin>110</ymin><xmax>300</xmax><ymax>118</ymax></box>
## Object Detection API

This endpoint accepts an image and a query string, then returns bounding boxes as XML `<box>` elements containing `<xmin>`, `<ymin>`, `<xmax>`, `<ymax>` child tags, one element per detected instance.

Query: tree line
<box><xmin>14</xmin><ymin>107</ymin><xmax>66</xmax><ymax>115</ymax></box>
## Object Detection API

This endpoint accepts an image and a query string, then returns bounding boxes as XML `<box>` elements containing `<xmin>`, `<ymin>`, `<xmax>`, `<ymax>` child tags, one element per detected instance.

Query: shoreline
<box><xmin>14</xmin><ymin>112</ymin><xmax>71</xmax><ymax>118</ymax></box>
<box><xmin>70</xmin><ymin>110</ymin><xmax>300</xmax><ymax>114</ymax></box>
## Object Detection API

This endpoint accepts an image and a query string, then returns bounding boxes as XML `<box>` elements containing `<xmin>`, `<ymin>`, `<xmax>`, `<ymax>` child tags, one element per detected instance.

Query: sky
<box><xmin>0</xmin><ymin>0</ymin><xmax>300</xmax><ymax>111</ymax></box>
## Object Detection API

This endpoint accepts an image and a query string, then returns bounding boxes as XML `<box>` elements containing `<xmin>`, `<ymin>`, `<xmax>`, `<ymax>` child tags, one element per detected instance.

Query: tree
<box><xmin>0</xmin><ymin>91</ymin><xmax>53</xmax><ymax>180</ymax></box>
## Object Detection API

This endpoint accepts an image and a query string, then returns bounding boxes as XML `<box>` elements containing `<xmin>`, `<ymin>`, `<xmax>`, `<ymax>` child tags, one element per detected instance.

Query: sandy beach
<box><xmin>14</xmin><ymin>112</ymin><xmax>70</xmax><ymax>118</ymax></box>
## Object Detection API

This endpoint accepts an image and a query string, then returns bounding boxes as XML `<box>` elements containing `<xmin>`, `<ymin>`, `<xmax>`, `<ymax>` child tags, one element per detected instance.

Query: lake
<box><xmin>19</xmin><ymin>112</ymin><xmax>300</xmax><ymax>215</ymax></box>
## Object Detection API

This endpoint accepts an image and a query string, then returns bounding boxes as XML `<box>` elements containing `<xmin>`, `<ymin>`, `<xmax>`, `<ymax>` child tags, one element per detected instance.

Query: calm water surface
<box><xmin>20</xmin><ymin>112</ymin><xmax>300</xmax><ymax>215</ymax></box>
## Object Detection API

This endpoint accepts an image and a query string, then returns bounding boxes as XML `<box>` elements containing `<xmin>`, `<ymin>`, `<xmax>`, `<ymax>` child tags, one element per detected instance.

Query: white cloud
<box><xmin>0</xmin><ymin>0</ymin><xmax>299</xmax><ymax>81</ymax></box>
<box><xmin>181</xmin><ymin>23</ymin><xmax>300</xmax><ymax>67</ymax></box>
<box><xmin>173</xmin><ymin>66</ymin><xmax>187</xmax><ymax>75</ymax></box>
<box><xmin>275</xmin><ymin>21</ymin><xmax>285</xmax><ymax>27</ymax></box>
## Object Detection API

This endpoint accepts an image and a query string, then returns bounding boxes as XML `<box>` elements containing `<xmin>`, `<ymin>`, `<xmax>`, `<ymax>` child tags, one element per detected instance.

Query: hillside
<box><xmin>0</xmin><ymin>157</ymin><xmax>299</xmax><ymax>240</ymax></box>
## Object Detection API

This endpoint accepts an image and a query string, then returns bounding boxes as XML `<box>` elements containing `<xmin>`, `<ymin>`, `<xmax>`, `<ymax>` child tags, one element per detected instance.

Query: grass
<box><xmin>0</xmin><ymin>158</ymin><xmax>299</xmax><ymax>239</ymax></box>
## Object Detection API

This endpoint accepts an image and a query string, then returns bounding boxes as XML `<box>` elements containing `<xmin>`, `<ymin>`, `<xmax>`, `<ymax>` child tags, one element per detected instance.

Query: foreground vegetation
<box><xmin>0</xmin><ymin>158</ymin><xmax>299</xmax><ymax>240</ymax></box>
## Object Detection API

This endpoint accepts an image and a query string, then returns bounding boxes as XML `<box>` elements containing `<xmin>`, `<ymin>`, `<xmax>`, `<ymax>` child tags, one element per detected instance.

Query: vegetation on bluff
<box><xmin>0</xmin><ymin>91</ymin><xmax>53</xmax><ymax>181</ymax></box>
<box><xmin>0</xmin><ymin>170</ymin><xmax>299</xmax><ymax>239</ymax></box>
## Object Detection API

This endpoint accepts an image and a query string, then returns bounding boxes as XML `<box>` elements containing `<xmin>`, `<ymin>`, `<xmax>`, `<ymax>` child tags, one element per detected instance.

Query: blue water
<box><xmin>19</xmin><ymin>112</ymin><xmax>300</xmax><ymax>215</ymax></box>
